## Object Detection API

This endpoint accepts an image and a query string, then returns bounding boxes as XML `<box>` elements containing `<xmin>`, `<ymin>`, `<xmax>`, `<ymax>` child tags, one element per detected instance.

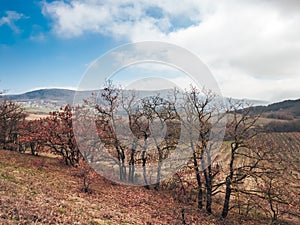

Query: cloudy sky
<box><xmin>1</xmin><ymin>0</ymin><xmax>300</xmax><ymax>102</ymax></box>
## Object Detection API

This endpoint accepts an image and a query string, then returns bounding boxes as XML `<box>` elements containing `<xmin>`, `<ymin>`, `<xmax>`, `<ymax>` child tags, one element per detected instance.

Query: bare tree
<box><xmin>93</xmin><ymin>82</ymin><xmax>127</xmax><ymax>181</ymax></box>
<box><xmin>236</xmin><ymin>133</ymin><xmax>300</xmax><ymax>223</ymax></box>
<box><xmin>141</xmin><ymin>94</ymin><xmax>180</xmax><ymax>190</ymax></box>
<box><xmin>121</xmin><ymin>90</ymin><xmax>138</xmax><ymax>183</ymax></box>
<box><xmin>181</xmin><ymin>87</ymin><xmax>224</xmax><ymax>214</ymax></box>
<box><xmin>121</xmin><ymin>90</ymin><xmax>159</xmax><ymax>187</ymax></box>
<box><xmin>221</xmin><ymin>101</ymin><xmax>261</xmax><ymax>218</ymax></box>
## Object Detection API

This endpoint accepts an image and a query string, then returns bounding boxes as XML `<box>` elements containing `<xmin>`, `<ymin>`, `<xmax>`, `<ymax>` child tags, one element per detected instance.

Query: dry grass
<box><xmin>0</xmin><ymin>149</ymin><xmax>286</xmax><ymax>225</ymax></box>
<box><xmin>26</xmin><ymin>113</ymin><xmax>49</xmax><ymax>120</ymax></box>
<box><xmin>0</xmin><ymin>150</ymin><xmax>221</xmax><ymax>225</ymax></box>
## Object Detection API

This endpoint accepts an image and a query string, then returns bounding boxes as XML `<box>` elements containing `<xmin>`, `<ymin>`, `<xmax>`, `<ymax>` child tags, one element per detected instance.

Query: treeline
<box><xmin>0</xmin><ymin>101</ymin><xmax>80</xmax><ymax>165</ymax></box>
<box><xmin>264</xmin><ymin>120</ymin><xmax>300</xmax><ymax>132</ymax></box>
<box><xmin>250</xmin><ymin>98</ymin><xmax>300</xmax><ymax>118</ymax></box>
<box><xmin>0</xmin><ymin>85</ymin><xmax>299</xmax><ymax>224</ymax></box>
<box><xmin>265</xmin><ymin>112</ymin><xmax>294</xmax><ymax>120</ymax></box>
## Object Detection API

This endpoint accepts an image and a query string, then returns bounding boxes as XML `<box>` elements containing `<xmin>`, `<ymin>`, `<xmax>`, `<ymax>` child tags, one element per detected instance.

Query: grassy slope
<box><xmin>0</xmin><ymin>150</ymin><xmax>280</xmax><ymax>225</ymax></box>
<box><xmin>0</xmin><ymin>150</ymin><xmax>222</xmax><ymax>225</ymax></box>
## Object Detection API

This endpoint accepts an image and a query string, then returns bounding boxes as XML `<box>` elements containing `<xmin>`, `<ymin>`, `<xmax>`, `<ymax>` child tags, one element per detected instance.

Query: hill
<box><xmin>2</xmin><ymin>88</ymin><xmax>268</xmax><ymax>112</ymax></box>
<box><xmin>2</xmin><ymin>89</ymin><xmax>105</xmax><ymax>112</ymax></box>
<box><xmin>252</xmin><ymin>98</ymin><xmax>300</xmax><ymax>119</ymax></box>
<box><xmin>0</xmin><ymin>150</ymin><xmax>276</xmax><ymax>225</ymax></box>
<box><xmin>6</xmin><ymin>89</ymin><xmax>75</xmax><ymax>102</ymax></box>
<box><xmin>3</xmin><ymin>89</ymin><xmax>90</xmax><ymax>110</ymax></box>
<box><xmin>0</xmin><ymin>150</ymin><xmax>218</xmax><ymax>225</ymax></box>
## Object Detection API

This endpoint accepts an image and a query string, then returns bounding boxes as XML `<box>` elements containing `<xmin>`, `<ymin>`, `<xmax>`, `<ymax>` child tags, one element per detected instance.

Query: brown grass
<box><xmin>0</xmin><ymin>150</ymin><xmax>283</xmax><ymax>225</ymax></box>
<box><xmin>0</xmin><ymin>150</ymin><xmax>220</xmax><ymax>225</ymax></box>
<box><xmin>26</xmin><ymin>113</ymin><xmax>49</xmax><ymax>120</ymax></box>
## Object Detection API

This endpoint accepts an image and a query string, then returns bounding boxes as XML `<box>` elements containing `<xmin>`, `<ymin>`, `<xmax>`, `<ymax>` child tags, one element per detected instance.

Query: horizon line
<box><xmin>4</xmin><ymin>86</ymin><xmax>300</xmax><ymax>104</ymax></box>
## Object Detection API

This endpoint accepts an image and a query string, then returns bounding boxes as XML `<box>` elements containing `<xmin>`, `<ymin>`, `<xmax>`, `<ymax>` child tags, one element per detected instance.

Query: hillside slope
<box><xmin>0</xmin><ymin>150</ymin><xmax>277</xmax><ymax>225</ymax></box>
<box><xmin>253</xmin><ymin>98</ymin><xmax>300</xmax><ymax>119</ymax></box>
<box><xmin>0</xmin><ymin>150</ymin><xmax>223</xmax><ymax>225</ymax></box>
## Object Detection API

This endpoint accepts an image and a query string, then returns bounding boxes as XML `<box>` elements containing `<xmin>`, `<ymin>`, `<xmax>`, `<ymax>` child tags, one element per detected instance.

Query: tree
<box><xmin>221</xmin><ymin>101</ymin><xmax>261</xmax><ymax>218</ymax></box>
<box><xmin>140</xmin><ymin>95</ymin><xmax>179</xmax><ymax>190</ymax></box>
<box><xmin>181</xmin><ymin>87</ymin><xmax>224</xmax><ymax>214</ymax></box>
<box><xmin>44</xmin><ymin>105</ymin><xmax>81</xmax><ymax>166</ymax></box>
<box><xmin>0</xmin><ymin>100</ymin><xmax>27</xmax><ymax>151</ymax></box>
<box><xmin>83</xmin><ymin>84</ymin><xmax>181</xmax><ymax>188</ymax></box>
<box><xmin>19</xmin><ymin>119</ymin><xmax>45</xmax><ymax>155</ymax></box>
<box><xmin>126</xmin><ymin>101</ymin><xmax>151</xmax><ymax>188</ymax></box>
<box><xmin>88</xmin><ymin>82</ymin><xmax>128</xmax><ymax>181</ymax></box>
<box><xmin>238</xmin><ymin>133</ymin><xmax>300</xmax><ymax>223</ymax></box>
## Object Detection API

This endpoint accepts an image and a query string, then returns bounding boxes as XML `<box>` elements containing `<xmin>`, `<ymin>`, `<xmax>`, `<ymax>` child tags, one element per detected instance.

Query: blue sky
<box><xmin>1</xmin><ymin>0</ymin><xmax>300</xmax><ymax>102</ymax></box>
<box><xmin>0</xmin><ymin>0</ymin><xmax>123</xmax><ymax>94</ymax></box>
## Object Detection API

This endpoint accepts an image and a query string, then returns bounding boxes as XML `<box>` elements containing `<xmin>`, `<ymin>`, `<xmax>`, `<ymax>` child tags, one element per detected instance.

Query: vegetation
<box><xmin>0</xmin><ymin>150</ymin><xmax>219</xmax><ymax>225</ymax></box>
<box><xmin>0</xmin><ymin>85</ymin><xmax>299</xmax><ymax>224</ymax></box>
<box><xmin>0</xmin><ymin>100</ymin><xmax>27</xmax><ymax>151</ymax></box>
<box><xmin>251</xmin><ymin>99</ymin><xmax>300</xmax><ymax>119</ymax></box>
<box><xmin>264</xmin><ymin>120</ymin><xmax>300</xmax><ymax>133</ymax></box>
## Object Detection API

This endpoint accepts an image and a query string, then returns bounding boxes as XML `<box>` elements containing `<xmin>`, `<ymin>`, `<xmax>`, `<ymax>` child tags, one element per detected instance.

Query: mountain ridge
<box><xmin>3</xmin><ymin>88</ymin><xmax>268</xmax><ymax>103</ymax></box>
<box><xmin>3</xmin><ymin>88</ymin><xmax>299</xmax><ymax>115</ymax></box>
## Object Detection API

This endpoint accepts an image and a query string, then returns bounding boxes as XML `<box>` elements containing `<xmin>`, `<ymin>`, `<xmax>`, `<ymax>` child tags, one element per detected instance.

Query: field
<box><xmin>264</xmin><ymin>132</ymin><xmax>300</xmax><ymax>162</ymax></box>
<box><xmin>25</xmin><ymin>110</ymin><xmax>50</xmax><ymax>121</ymax></box>
<box><xmin>220</xmin><ymin>132</ymin><xmax>300</xmax><ymax>224</ymax></box>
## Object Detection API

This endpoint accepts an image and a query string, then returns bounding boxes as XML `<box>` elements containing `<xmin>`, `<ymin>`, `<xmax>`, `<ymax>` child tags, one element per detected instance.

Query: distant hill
<box><xmin>2</xmin><ymin>89</ymin><xmax>95</xmax><ymax>110</ymax></box>
<box><xmin>1</xmin><ymin>88</ymin><xmax>271</xmax><ymax>115</ymax></box>
<box><xmin>3</xmin><ymin>88</ymin><xmax>268</xmax><ymax>105</ymax></box>
<box><xmin>1</xmin><ymin>88</ymin><xmax>178</xmax><ymax>111</ymax></box>
<box><xmin>2</xmin><ymin>88</ymin><xmax>299</xmax><ymax>131</ymax></box>
<box><xmin>244</xmin><ymin>98</ymin><xmax>300</xmax><ymax>133</ymax></box>
<box><xmin>4</xmin><ymin>89</ymin><xmax>78</xmax><ymax>104</ymax></box>
<box><xmin>252</xmin><ymin>99</ymin><xmax>300</xmax><ymax>119</ymax></box>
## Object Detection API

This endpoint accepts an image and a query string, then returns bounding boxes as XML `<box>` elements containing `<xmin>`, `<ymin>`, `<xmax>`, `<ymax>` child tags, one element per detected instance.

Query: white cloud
<box><xmin>0</xmin><ymin>11</ymin><xmax>28</xmax><ymax>33</ymax></box>
<box><xmin>42</xmin><ymin>0</ymin><xmax>300</xmax><ymax>101</ymax></box>
<box><xmin>42</xmin><ymin>0</ymin><xmax>202</xmax><ymax>38</ymax></box>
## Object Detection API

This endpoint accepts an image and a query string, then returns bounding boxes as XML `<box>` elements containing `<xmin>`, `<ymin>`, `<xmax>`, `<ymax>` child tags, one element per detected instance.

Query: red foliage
<box><xmin>44</xmin><ymin>105</ymin><xmax>81</xmax><ymax>166</ymax></box>
<box><xmin>19</xmin><ymin>105</ymin><xmax>81</xmax><ymax>166</ymax></box>
<box><xmin>19</xmin><ymin>119</ymin><xmax>47</xmax><ymax>155</ymax></box>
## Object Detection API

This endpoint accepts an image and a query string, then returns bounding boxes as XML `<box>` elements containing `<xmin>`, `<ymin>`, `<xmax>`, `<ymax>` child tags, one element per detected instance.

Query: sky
<box><xmin>0</xmin><ymin>0</ymin><xmax>300</xmax><ymax>102</ymax></box>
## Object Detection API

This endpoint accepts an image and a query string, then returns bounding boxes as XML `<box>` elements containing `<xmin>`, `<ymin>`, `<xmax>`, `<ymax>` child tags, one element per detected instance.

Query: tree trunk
<box><xmin>222</xmin><ymin>148</ymin><xmax>235</xmax><ymax>218</ymax></box>
<box><xmin>222</xmin><ymin>177</ymin><xmax>232</xmax><ymax>218</ymax></box>
<box><xmin>142</xmin><ymin>138</ymin><xmax>149</xmax><ymax>189</ymax></box>
<box><xmin>155</xmin><ymin>149</ymin><xmax>162</xmax><ymax>191</ymax></box>
<box><xmin>203</xmin><ymin>164</ymin><xmax>213</xmax><ymax>214</ymax></box>
<box><xmin>128</xmin><ymin>138</ymin><xmax>137</xmax><ymax>182</ymax></box>
<box><xmin>206</xmin><ymin>179</ymin><xmax>212</xmax><ymax>214</ymax></box>
<box><xmin>192</xmin><ymin>147</ymin><xmax>203</xmax><ymax>209</ymax></box>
